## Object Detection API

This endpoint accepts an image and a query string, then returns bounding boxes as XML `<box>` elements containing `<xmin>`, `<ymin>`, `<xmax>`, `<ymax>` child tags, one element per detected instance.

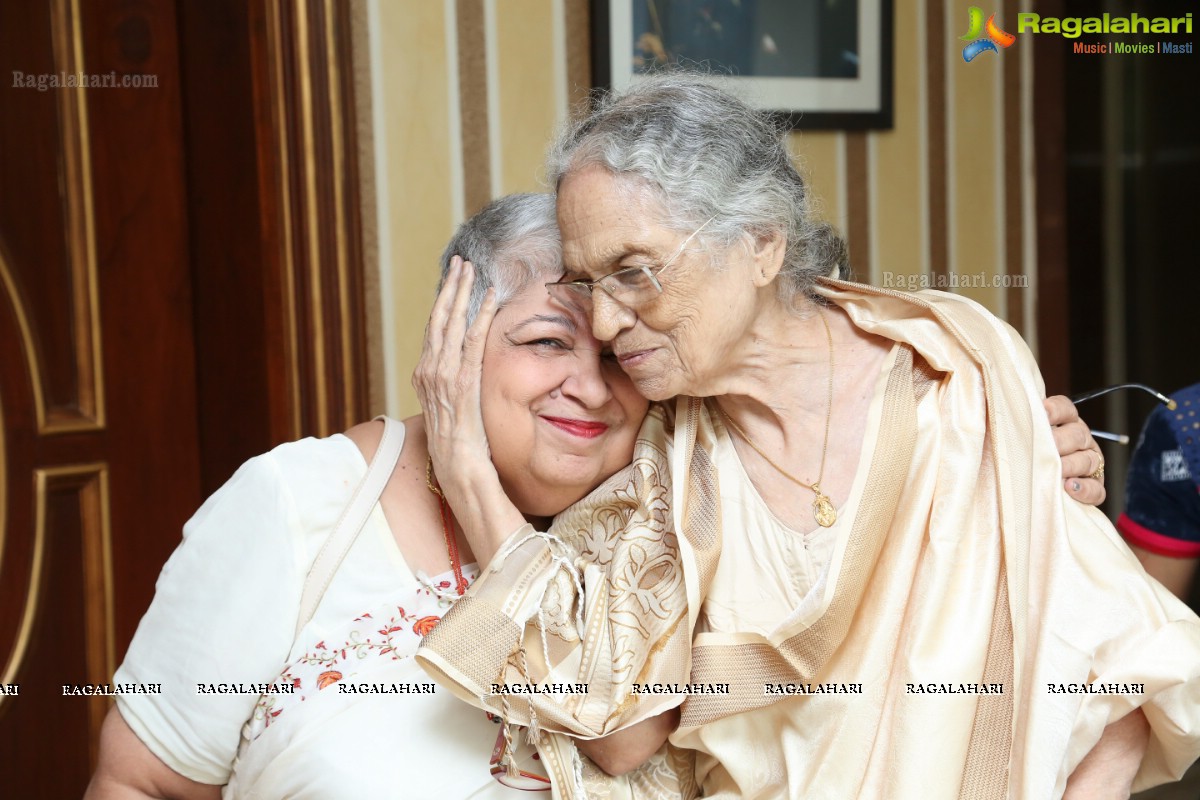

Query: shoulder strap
<box><xmin>294</xmin><ymin>416</ymin><xmax>406</xmax><ymax>637</ymax></box>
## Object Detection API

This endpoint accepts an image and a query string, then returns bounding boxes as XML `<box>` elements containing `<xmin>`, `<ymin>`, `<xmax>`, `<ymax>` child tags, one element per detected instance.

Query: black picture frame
<box><xmin>591</xmin><ymin>0</ymin><xmax>894</xmax><ymax>130</ymax></box>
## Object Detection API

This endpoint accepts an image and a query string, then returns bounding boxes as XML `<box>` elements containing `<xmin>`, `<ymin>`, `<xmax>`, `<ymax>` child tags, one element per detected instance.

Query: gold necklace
<box><xmin>719</xmin><ymin>307</ymin><xmax>837</xmax><ymax>528</ymax></box>
<box><xmin>425</xmin><ymin>456</ymin><xmax>468</xmax><ymax>596</ymax></box>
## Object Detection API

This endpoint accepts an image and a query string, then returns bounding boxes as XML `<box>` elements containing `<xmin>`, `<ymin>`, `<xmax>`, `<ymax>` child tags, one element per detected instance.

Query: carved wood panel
<box><xmin>0</xmin><ymin>1</ymin><xmax>369</xmax><ymax>793</ymax></box>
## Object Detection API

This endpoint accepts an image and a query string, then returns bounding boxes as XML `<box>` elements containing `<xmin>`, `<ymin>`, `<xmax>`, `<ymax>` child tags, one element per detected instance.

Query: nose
<box><xmin>559</xmin><ymin>348</ymin><xmax>614</xmax><ymax>410</ymax></box>
<box><xmin>590</xmin><ymin>289</ymin><xmax>635</xmax><ymax>342</ymax></box>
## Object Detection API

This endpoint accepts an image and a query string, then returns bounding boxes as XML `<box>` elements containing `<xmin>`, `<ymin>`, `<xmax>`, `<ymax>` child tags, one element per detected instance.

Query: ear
<box><xmin>747</xmin><ymin>228</ymin><xmax>787</xmax><ymax>289</ymax></box>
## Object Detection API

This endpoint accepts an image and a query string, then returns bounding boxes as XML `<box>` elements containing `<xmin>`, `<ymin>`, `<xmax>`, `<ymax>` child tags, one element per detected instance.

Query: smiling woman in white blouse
<box><xmin>84</xmin><ymin>193</ymin><xmax>658</xmax><ymax>799</ymax></box>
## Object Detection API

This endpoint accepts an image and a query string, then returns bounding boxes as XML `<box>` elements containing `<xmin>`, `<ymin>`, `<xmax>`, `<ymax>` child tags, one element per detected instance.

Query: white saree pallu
<box><xmin>417</xmin><ymin>279</ymin><xmax>1200</xmax><ymax>799</ymax></box>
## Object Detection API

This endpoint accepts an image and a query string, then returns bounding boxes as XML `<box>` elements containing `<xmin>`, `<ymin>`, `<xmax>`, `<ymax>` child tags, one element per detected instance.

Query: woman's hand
<box><xmin>414</xmin><ymin>256</ymin><xmax>495</xmax><ymax>474</ymax></box>
<box><xmin>412</xmin><ymin>257</ymin><xmax>526</xmax><ymax>567</ymax></box>
<box><xmin>1045</xmin><ymin>395</ymin><xmax>1106</xmax><ymax>506</ymax></box>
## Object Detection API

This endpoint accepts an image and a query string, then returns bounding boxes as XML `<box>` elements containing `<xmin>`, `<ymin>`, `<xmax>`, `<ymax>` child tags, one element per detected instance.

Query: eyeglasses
<box><xmin>1071</xmin><ymin>383</ymin><xmax>1176</xmax><ymax>444</ymax></box>
<box><xmin>546</xmin><ymin>216</ymin><xmax>716</xmax><ymax>316</ymax></box>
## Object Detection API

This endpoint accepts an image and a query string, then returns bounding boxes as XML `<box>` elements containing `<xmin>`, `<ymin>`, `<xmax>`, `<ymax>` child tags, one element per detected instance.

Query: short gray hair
<box><xmin>547</xmin><ymin>74</ymin><xmax>848</xmax><ymax>305</ymax></box>
<box><xmin>438</xmin><ymin>193</ymin><xmax>561</xmax><ymax>324</ymax></box>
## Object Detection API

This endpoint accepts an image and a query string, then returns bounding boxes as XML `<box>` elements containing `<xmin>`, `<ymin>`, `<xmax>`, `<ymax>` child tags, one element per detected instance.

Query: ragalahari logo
<box><xmin>960</xmin><ymin>7</ymin><xmax>1016</xmax><ymax>62</ymax></box>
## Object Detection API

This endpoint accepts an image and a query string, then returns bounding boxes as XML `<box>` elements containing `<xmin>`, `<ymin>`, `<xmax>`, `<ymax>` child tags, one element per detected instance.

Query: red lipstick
<box><xmin>542</xmin><ymin>417</ymin><xmax>610</xmax><ymax>439</ymax></box>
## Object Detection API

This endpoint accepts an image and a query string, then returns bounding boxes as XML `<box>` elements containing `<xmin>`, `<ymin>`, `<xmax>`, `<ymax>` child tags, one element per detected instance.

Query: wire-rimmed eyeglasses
<box><xmin>545</xmin><ymin>216</ymin><xmax>716</xmax><ymax>316</ymax></box>
<box><xmin>1071</xmin><ymin>383</ymin><xmax>1176</xmax><ymax>444</ymax></box>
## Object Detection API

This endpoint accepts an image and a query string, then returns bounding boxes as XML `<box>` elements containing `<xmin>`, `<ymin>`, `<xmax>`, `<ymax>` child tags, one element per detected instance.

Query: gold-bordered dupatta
<box><xmin>418</xmin><ymin>279</ymin><xmax>1200</xmax><ymax>798</ymax></box>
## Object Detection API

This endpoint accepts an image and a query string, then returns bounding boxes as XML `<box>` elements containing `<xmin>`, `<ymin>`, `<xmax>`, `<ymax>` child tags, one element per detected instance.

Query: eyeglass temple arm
<box><xmin>1068</xmin><ymin>383</ymin><xmax>1175</xmax><ymax>447</ymax></box>
<box><xmin>1070</xmin><ymin>383</ymin><xmax>1176</xmax><ymax>409</ymax></box>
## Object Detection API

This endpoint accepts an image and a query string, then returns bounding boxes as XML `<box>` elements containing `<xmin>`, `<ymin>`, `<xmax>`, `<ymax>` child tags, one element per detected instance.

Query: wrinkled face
<box><xmin>557</xmin><ymin>165</ymin><xmax>772</xmax><ymax>400</ymax></box>
<box><xmin>481</xmin><ymin>278</ymin><xmax>650</xmax><ymax>517</ymax></box>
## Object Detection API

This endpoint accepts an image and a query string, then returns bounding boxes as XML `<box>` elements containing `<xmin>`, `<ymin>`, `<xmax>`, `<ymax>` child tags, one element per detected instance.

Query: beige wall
<box><xmin>360</xmin><ymin>0</ymin><xmax>1036</xmax><ymax>417</ymax></box>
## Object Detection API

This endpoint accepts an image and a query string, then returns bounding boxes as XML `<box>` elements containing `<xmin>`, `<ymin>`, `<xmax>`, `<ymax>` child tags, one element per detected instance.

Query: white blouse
<box><xmin>114</xmin><ymin>432</ymin><xmax>536</xmax><ymax>798</ymax></box>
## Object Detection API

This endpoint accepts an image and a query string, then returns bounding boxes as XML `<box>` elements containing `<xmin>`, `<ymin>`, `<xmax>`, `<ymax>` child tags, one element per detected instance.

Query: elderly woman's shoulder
<box><xmin>914</xmin><ymin>289</ymin><xmax>1025</xmax><ymax>338</ymax></box>
<box><xmin>236</xmin><ymin>425</ymin><xmax>382</xmax><ymax>503</ymax></box>
<box><xmin>907</xmin><ymin>288</ymin><xmax>1040</xmax><ymax>379</ymax></box>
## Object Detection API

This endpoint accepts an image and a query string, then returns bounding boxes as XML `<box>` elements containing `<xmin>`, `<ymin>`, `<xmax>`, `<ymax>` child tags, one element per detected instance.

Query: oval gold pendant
<box><xmin>813</xmin><ymin>494</ymin><xmax>837</xmax><ymax>528</ymax></box>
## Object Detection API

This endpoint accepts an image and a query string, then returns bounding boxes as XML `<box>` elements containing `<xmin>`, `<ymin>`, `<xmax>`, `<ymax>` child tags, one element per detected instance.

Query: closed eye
<box><xmin>527</xmin><ymin>338</ymin><xmax>569</xmax><ymax>350</ymax></box>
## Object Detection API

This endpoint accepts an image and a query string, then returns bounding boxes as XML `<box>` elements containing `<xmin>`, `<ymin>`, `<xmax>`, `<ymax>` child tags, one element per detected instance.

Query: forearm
<box><xmin>86</xmin><ymin>707</ymin><xmax>221</xmax><ymax>800</ymax></box>
<box><xmin>437</xmin><ymin>462</ymin><xmax>529</xmax><ymax>569</ymax></box>
<box><xmin>1063</xmin><ymin>709</ymin><xmax>1150</xmax><ymax>799</ymax></box>
<box><xmin>576</xmin><ymin>707</ymin><xmax>680</xmax><ymax>776</ymax></box>
<box><xmin>86</xmin><ymin>777</ymin><xmax>170</xmax><ymax>800</ymax></box>
<box><xmin>1129</xmin><ymin>546</ymin><xmax>1199</xmax><ymax>601</ymax></box>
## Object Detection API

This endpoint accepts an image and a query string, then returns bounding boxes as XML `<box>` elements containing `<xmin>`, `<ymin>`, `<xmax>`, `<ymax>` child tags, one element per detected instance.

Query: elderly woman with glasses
<box><xmin>416</xmin><ymin>76</ymin><xmax>1200</xmax><ymax>800</ymax></box>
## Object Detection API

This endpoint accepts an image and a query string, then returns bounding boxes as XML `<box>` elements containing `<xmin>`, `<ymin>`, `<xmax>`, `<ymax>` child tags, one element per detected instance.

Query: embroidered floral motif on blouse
<box><xmin>247</xmin><ymin>564</ymin><xmax>480</xmax><ymax>737</ymax></box>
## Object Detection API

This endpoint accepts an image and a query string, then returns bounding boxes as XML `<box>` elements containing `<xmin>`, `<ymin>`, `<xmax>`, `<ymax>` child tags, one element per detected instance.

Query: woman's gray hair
<box><xmin>547</xmin><ymin>74</ymin><xmax>849</xmax><ymax>304</ymax></box>
<box><xmin>438</xmin><ymin>192</ymin><xmax>561</xmax><ymax>324</ymax></box>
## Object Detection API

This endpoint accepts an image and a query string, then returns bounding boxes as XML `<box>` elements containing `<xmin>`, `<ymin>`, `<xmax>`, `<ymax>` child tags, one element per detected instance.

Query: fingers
<box><xmin>415</xmin><ymin>257</ymin><xmax>471</xmax><ymax>425</ymax></box>
<box><xmin>415</xmin><ymin>257</ymin><xmax>475</xmax><ymax>381</ymax></box>
<box><xmin>462</xmin><ymin>288</ymin><xmax>497</xmax><ymax>371</ymax></box>
<box><xmin>413</xmin><ymin>258</ymin><xmax>491</xmax><ymax>455</ymax></box>
<box><xmin>1066</xmin><ymin>477</ymin><xmax>1107</xmax><ymax>506</ymax></box>
<box><xmin>443</xmin><ymin>258</ymin><xmax>476</xmax><ymax>362</ymax></box>
<box><xmin>1046</xmin><ymin>396</ymin><xmax>1107</xmax><ymax>507</ymax></box>
<box><xmin>1051</xmin><ymin>418</ymin><xmax>1094</xmax><ymax>459</ymax></box>
<box><xmin>1060</xmin><ymin>448</ymin><xmax>1102</xmax><ymax>480</ymax></box>
<box><xmin>1062</xmin><ymin>445</ymin><xmax>1107</xmax><ymax>508</ymax></box>
<box><xmin>425</xmin><ymin>256</ymin><xmax>463</xmax><ymax>354</ymax></box>
<box><xmin>1044</xmin><ymin>395</ymin><xmax>1080</xmax><ymax>427</ymax></box>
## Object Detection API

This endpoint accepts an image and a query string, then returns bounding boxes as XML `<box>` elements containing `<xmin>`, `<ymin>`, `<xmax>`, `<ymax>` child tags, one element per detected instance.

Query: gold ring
<box><xmin>1088</xmin><ymin>452</ymin><xmax>1105</xmax><ymax>482</ymax></box>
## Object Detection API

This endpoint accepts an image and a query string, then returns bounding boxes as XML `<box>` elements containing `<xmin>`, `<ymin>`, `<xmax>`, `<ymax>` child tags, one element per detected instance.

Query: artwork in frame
<box><xmin>591</xmin><ymin>0</ymin><xmax>894</xmax><ymax>130</ymax></box>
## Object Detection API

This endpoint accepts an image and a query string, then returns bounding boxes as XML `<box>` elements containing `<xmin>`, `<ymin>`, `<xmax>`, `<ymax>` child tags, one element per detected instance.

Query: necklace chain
<box><xmin>425</xmin><ymin>456</ymin><xmax>469</xmax><ymax>595</ymax></box>
<box><xmin>718</xmin><ymin>307</ymin><xmax>838</xmax><ymax>528</ymax></box>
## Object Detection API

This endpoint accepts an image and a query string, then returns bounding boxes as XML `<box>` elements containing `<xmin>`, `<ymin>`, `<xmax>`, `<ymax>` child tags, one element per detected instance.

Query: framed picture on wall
<box><xmin>591</xmin><ymin>0</ymin><xmax>894</xmax><ymax>130</ymax></box>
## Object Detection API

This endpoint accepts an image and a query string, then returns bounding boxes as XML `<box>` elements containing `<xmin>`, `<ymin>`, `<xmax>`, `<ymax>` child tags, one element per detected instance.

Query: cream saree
<box><xmin>417</xmin><ymin>279</ymin><xmax>1200</xmax><ymax>798</ymax></box>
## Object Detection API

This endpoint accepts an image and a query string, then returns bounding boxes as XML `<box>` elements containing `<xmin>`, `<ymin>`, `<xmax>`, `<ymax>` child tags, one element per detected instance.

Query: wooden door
<box><xmin>0</xmin><ymin>0</ymin><xmax>201</xmax><ymax>791</ymax></box>
<box><xmin>0</xmin><ymin>0</ymin><xmax>368</xmax><ymax>793</ymax></box>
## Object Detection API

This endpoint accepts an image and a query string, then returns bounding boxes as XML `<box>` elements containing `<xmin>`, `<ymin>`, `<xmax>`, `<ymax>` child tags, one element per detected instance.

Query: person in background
<box><xmin>1120</xmin><ymin>381</ymin><xmax>1200</xmax><ymax>800</ymax></box>
<box><xmin>1119</xmin><ymin>381</ymin><xmax>1200</xmax><ymax>604</ymax></box>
